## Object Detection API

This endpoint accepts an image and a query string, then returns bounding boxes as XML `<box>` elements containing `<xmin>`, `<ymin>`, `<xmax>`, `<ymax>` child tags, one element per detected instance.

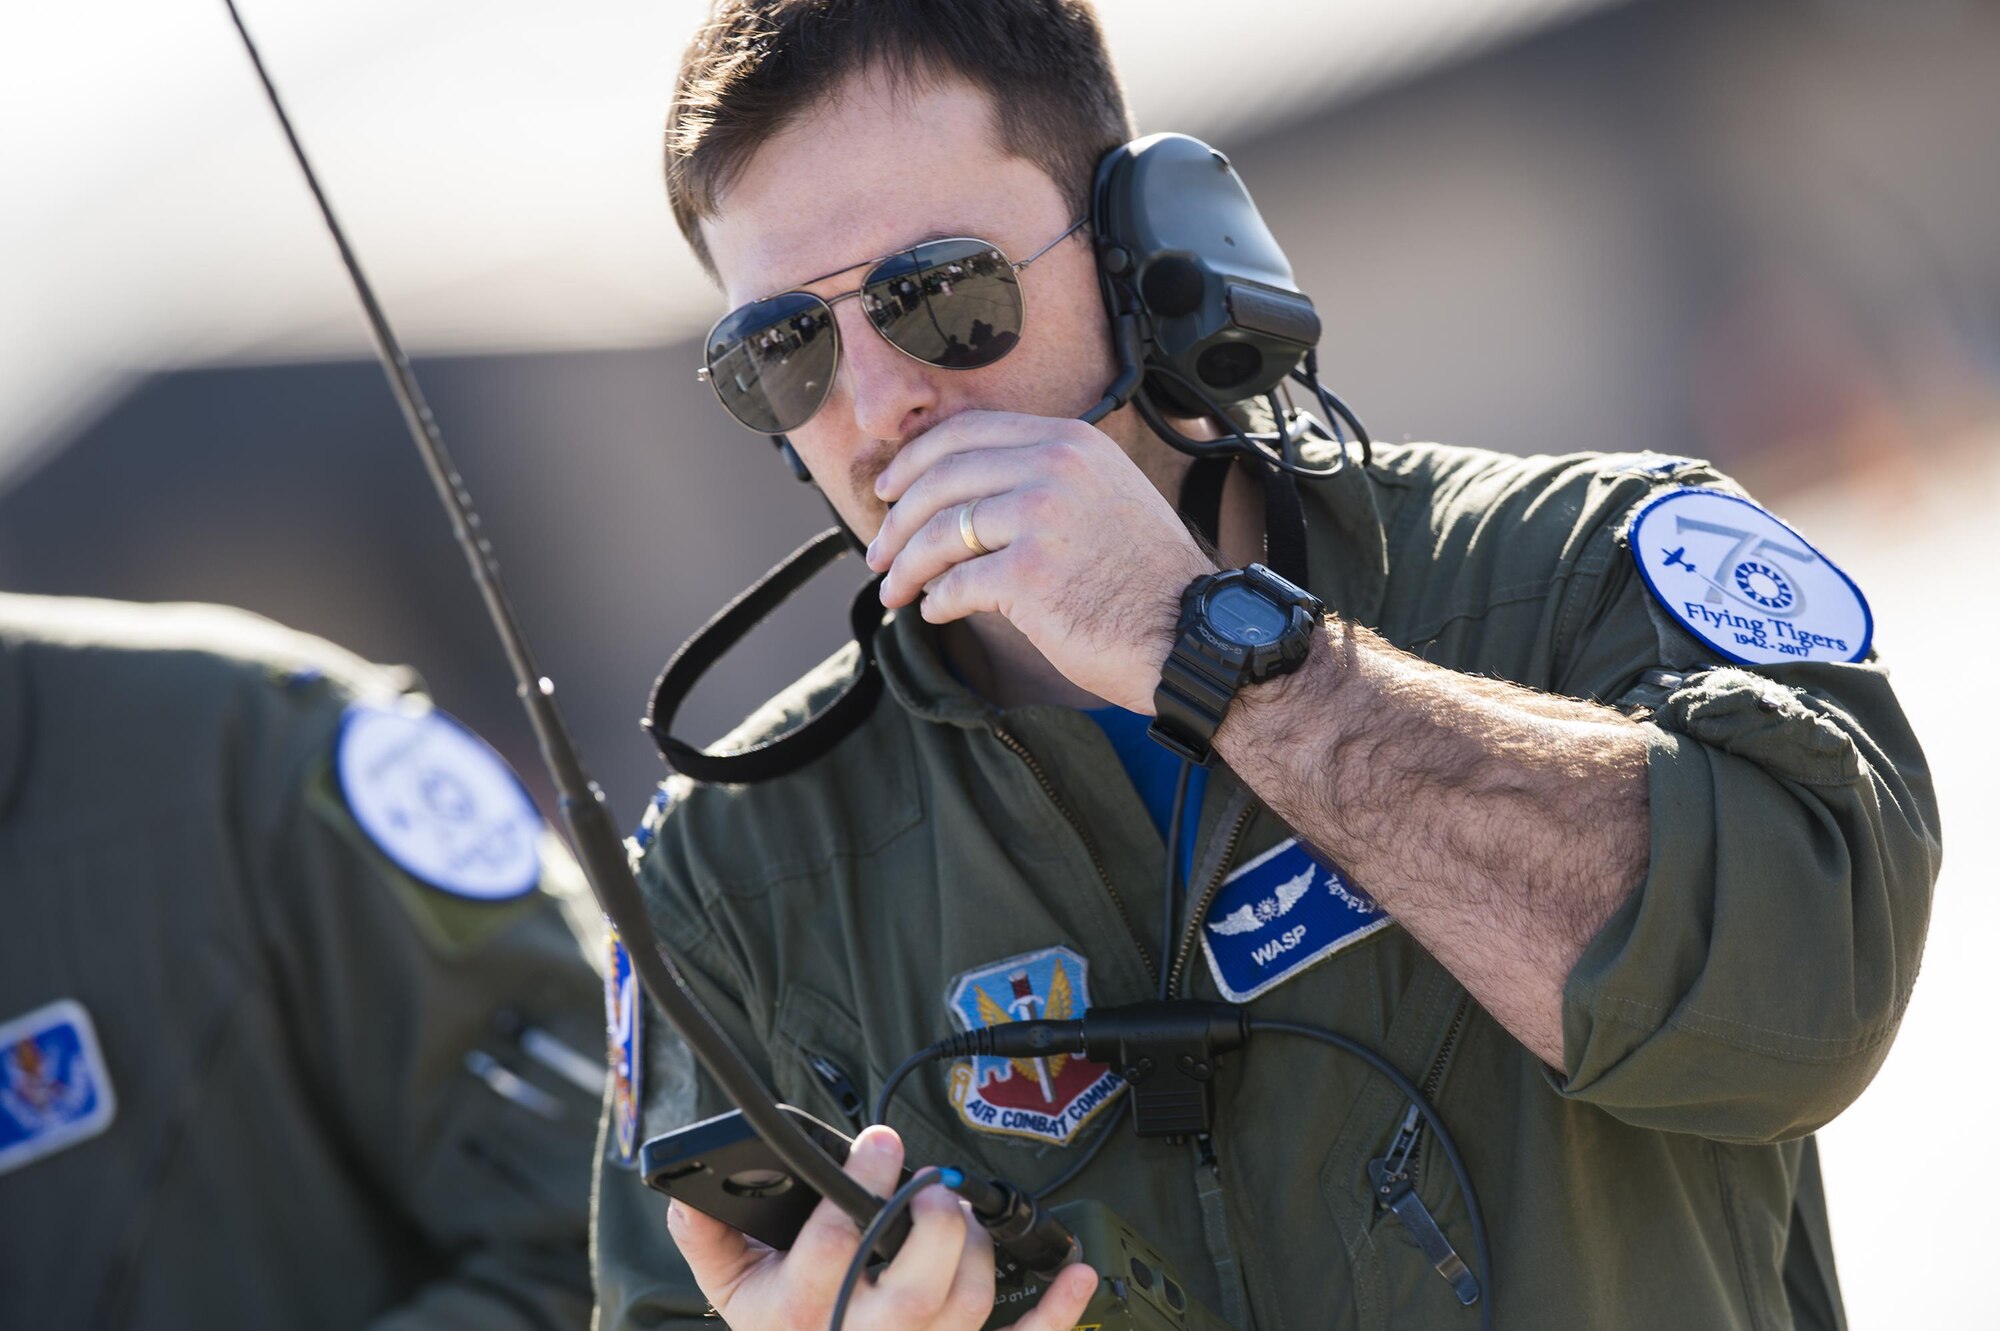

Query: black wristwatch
<box><xmin>1148</xmin><ymin>563</ymin><xmax>1324</xmax><ymax>765</ymax></box>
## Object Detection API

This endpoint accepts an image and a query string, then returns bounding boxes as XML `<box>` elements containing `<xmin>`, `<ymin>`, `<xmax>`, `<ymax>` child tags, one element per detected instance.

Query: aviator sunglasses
<box><xmin>699</xmin><ymin>218</ymin><xmax>1087</xmax><ymax>434</ymax></box>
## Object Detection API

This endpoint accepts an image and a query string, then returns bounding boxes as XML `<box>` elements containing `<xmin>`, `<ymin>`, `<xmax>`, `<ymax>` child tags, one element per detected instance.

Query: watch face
<box><xmin>1207</xmin><ymin>583</ymin><xmax>1290</xmax><ymax>645</ymax></box>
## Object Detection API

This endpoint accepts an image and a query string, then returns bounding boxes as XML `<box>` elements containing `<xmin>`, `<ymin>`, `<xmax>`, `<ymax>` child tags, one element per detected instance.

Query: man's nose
<box><xmin>833</xmin><ymin>302</ymin><xmax>939</xmax><ymax>443</ymax></box>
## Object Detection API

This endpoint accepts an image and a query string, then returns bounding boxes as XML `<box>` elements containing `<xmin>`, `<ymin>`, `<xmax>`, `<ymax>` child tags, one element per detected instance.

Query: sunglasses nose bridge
<box><xmin>821</xmin><ymin>287</ymin><xmax>882</xmax><ymax>359</ymax></box>
<box><xmin>829</xmin><ymin>295</ymin><xmax>945</xmax><ymax>442</ymax></box>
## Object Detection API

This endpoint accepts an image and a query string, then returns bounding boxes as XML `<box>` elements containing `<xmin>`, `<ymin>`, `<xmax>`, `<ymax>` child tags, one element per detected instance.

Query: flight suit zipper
<box><xmin>993</xmin><ymin>730</ymin><xmax>1257</xmax><ymax>1320</ymax></box>
<box><xmin>1000</xmin><ymin>727</ymin><xmax>1264</xmax><ymax>1319</ymax></box>
<box><xmin>1366</xmin><ymin>992</ymin><xmax>1478</xmax><ymax>1305</ymax></box>
<box><xmin>1403</xmin><ymin>993</ymin><xmax>1470</xmax><ymax>1184</ymax></box>
<box><xmin>992</xmin><ymin>724</ymin><xmax>1158</xmax><ymax>991</ymax></box>
<box><xmin>1164</xmin><ymin>798</ymin><xmax>1257</xmax><ymax>1324</ymax></box>
<box><xmin>1166</xmin><ymin>803</ymin><xmax>1255</xmax><ymax>997</ymax></box>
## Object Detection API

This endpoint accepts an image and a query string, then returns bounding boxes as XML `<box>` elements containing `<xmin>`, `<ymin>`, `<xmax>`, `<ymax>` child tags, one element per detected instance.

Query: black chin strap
<box><xmin>645</xmin><ymin>527</ymin><xmax>887</xmax><ymax>784</ymax></box>
<box><xmin>649</xmin><ymin>420</ymin><xmax>1316</xmax><ymax>788</ymax></box>
<box><xmin>1177</xmin><ymin>452</ymin><xmax>1311</xmax><ymax>589</ymax></box>
<box><xmin>1178</xmin><ymin>456</ymin><xmax>1231</xmax><ymax>550</ymax></box>
<box><xmin>1261</xmin><ymin>465</ymin><xmax>1310</xmax><ymax>588</ymax></box>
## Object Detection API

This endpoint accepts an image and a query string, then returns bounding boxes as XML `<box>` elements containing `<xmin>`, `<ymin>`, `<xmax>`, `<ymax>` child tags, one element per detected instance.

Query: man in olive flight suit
<box><xmin>0</xmin><ymin>593</ymin><xmax>607</xmax><ymax>1329</ymax></box>
<box><xmin>594</xmin><ymin>4</ymin><xmax>1942</xmax><ymax>1329</ymax></box>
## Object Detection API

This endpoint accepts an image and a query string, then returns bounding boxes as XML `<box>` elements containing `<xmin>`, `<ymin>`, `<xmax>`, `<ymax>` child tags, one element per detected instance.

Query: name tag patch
<box><xmin>1200</xmin><ymin>839</ymin><xmax>1389</xmax><ymax>1002</ymax></box>
<box><xmin>0</xmin><ymin>1000</ymin><xmax>117</xmax><ymax>1176</ymax></box>
<box><xmin>945</xmin><ymin>946</ymin><xmax>1123</xmax><ymax>1146</ymax></box>
<box><xmin>604</xmin><ymin>932</ymin><xmax>643</xmax><ymax>1166</ymax></box>
<box><xmin>1628</xmin><ymin>487</ymin><xmax>1872</xmax><ymax>666</ymax></box>
<box><xmin>336</xmin><ymin>702</ymin><xmax>544</xmax><ymax>900</ymax></box>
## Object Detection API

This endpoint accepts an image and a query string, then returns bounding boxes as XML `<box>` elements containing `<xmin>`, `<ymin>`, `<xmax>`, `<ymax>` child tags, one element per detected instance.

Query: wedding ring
<box><xmin>959</xmin><ymin>499</ymin><xmax>992</xmax><ymax>557</ymax></box>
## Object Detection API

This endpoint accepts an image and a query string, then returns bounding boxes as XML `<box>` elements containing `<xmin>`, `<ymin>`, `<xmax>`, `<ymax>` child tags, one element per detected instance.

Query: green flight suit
<box><xmin>0</xmin><ymin>595</ymin><xmax>607</xmax><ymax>1330</ymax></box>
<box><xmin>593</xmin><ymin>444</ymin><xmax>1941</xmax><ymax>1330</ymax></box>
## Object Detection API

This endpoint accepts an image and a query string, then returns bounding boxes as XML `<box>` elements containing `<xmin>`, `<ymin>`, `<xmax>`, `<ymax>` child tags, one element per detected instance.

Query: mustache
<box><xmin>847</xmin><ymin>442</ymin><xmax>898</xmax><ymax>508</ymax></box>
<box><xmin>845</xmin><ymin>419</ymin><xmax>942</xmax><ymax>511</ymax></box>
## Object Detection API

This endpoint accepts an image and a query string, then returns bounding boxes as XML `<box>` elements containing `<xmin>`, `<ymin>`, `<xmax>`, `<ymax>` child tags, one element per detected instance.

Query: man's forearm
<box><xmin>1215</xmin><ymin>616</ymin><xmax>1651</xmax><ymax>1069</ymax></box>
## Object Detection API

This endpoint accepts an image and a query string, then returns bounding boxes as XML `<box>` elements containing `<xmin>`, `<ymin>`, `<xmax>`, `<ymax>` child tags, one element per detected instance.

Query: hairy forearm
<box><xmin>1215</xmin><ymin>617</ymin><xmax>1651</xmax><ymax>1069</ymax></box>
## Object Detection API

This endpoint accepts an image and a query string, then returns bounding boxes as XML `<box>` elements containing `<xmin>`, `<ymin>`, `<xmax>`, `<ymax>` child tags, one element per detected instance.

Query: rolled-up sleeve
<box><xmin>1546</xmin><ymin>477</ymin><xmax>1942</xmax><ymax>1143</ymax></box>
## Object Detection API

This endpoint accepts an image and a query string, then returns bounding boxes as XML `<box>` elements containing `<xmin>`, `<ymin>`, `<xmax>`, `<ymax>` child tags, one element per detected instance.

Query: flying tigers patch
<box><xmin>1628</xmin><ymin>487</ymin><xmax>1872</xmax><ymax>666</ymax></box>
<box><xmin>1199</xmin><ymin>838</ymin><xmax>1391</xmax><ymax>1002</ymax></box>
<box><xmin>944</xmin><ymin>947</ymin><xmax>1123</xmax><ymax>1146</ymax></box>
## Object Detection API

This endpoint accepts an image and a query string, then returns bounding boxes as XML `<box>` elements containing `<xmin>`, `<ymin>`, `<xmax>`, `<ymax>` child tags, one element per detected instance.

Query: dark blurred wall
<box><xmin>0</xmin><ymin>353</ymin><xmax>851</xmax><ymax>822</ymax></box>
<box><xmin>2</xmin><ymin>0</ymin><xmax>1993</xmax><ymax>824</ymax></box>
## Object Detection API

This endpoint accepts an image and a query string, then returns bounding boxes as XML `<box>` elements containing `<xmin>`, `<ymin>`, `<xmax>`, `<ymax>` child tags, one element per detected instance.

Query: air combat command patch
<box><xmin>0</xmin><ymin>999</ymin><xmax>117</xmax><ymax>1177</ymax></box>
<box><xmin>945</xmin><ymin>946</ymin><xmax>1123</xmax><ymax>1146</ymax></box>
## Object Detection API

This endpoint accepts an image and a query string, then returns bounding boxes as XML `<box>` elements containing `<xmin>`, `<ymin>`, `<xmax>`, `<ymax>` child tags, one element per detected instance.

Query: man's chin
<box><xmin>839</xmin><ymin>495</ymin><xmax>889</xmax><ymax>541</ymax></box>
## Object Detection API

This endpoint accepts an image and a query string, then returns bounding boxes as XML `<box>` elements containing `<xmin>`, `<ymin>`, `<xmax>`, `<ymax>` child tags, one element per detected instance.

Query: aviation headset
<box><xmin>646</xmin><ymin>131</ymin><xmax>1371</xmax><ymax>784</ymax></box>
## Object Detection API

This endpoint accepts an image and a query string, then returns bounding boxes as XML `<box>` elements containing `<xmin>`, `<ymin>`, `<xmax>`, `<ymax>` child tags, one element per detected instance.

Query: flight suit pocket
<box><xmin>771</xmin><ymin>986</ymin><xmax>964</xmax><ymax>1169</ymax></box>
<box><xmin>1361</xmin><ymin>992</ymin><xmax>1488</xmax><ymax>1330</ymax></box>
<box><xmin>1314</xmin><ymin>958</ymin><xmax>1472</xmax><ymax>1331</ymax></box>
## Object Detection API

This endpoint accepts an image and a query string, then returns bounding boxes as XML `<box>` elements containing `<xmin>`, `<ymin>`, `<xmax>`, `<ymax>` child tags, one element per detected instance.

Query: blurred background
<box><xmin>2</xmin><ymin>0</ymin><xmax>1994</xmax><ymax>1321</ymax></box>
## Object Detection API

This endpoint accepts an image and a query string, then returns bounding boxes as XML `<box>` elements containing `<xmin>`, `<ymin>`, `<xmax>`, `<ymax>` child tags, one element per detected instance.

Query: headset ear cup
<box><xmin>775</xmin><ymin>436</ymin><xmax>814</xmax><ymax>483</ymax></box>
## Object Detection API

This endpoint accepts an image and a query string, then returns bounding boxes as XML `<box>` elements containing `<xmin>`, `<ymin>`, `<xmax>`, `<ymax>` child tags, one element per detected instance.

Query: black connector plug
<box><xmin>1082</xmin><ymin>1000</ymin><xmax>1248</xmax><ymax>1140</ymax></box>
<box><xmin>933</xmin><ymin>1020</ymin><xmax>1084</xmax><ymax>1061</ymax></box>
<box><xmin>947</xmin><ymin>1172</ymin><xmax>1080</xmax><ymax>1280</ymax></box>
<box><xmin>932</xmin><ymin>1002</ymin><xmax>1248</xmax><ymax>1141</ymax></box>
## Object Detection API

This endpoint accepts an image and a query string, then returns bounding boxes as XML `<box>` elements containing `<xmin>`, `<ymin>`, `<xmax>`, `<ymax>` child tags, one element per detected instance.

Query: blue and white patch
<box><xmin>604</xmin><ymin>931</ymin><xmax>643</xmax><ymax>1166</ymax></box>
<box><xmin>0</xmin><ymin>999</ymin><xmax>117</xmax><ymax>1176</ymax></box>
<box><xmin>1200</xmin><ymin>839</ymin><xmax>1390</xmax><ymax>1003</ymax></box>
<box><xmin>1628</xmin><ymin>487</ymin><xmax>1872</xmax><ymax>666</ymax></box>
<box><xmin>946</xmin><ymin>947</ymin><xmax>1123</xmax><ymax>1146</ymax></box>
<box><xmin>630</xmin><ymin>786</ymin><xmax>674</xmax><ymax>856</ymax></box>
<box><xmin>336</xmin><ymin>701</ymin><xmax>543</xmax><ymax>900</ymax></box>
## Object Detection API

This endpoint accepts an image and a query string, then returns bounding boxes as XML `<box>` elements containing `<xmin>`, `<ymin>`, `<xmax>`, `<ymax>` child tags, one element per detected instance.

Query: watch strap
<box><xmin>1148</xmin><ymin>646</ymin><xmax>1237</xmax><ymax>765</ymax></box>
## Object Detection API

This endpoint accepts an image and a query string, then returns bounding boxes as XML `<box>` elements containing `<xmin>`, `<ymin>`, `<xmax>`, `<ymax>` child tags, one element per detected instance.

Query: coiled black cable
<box><xmin>872</xmin><ymin>1011</ymin><xmax>1494</xmax><ymax>1329</ymax></box>
<box><xmin>870</xmin><ymin>751</ymin><xmax>1492</xmax><ymax>1328</ymax></box>
<box><xmin>871</xmin><ymin>1043</ymin><xmax>1128</xmax><ymax>1203</ymax></box>
<box><xmin>827</xmin><ymin>1165</ymin><xmax>950</xmax><ymax>1331</ymax></box>
<box><xmin>1294</xmin><ymin>349</ymin><xmax>1373</xmax><ymax>465</ymax></box>
<box><xmin>872</xmin><ymin>1045</ymin><xmax>944</xmax><ymax>1130</ymax></box>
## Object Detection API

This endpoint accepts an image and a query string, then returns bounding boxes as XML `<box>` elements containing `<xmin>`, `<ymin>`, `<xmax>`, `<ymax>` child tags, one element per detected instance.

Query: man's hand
<box><xmin>666</xmin><ymin>1124</ymin><xmax>1098</xmax><ymax>1331</ymax></box>
<box><xmin>867</xmin><ymin>410</ymin><xmax>1214</xmax><ymax>713</ymax></box>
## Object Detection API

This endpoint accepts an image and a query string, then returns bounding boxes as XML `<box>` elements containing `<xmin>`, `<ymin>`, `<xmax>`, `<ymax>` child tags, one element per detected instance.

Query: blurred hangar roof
<box><xmin>0</xmin><ymin>0</ymin><xmax>1621</xmax><ymax>485</ymax></box>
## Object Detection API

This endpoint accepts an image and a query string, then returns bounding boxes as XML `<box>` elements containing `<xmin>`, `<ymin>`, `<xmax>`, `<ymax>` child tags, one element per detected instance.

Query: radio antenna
<box><xmin>219</xmin><ymin>0</ymin><xmax>889</xmax><ymax>1241</ymax></box>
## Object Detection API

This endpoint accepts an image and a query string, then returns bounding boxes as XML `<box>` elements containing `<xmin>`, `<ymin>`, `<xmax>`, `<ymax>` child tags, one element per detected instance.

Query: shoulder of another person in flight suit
<box><xmin>1</xmin><ymin>595</ymin><xmax>607</xmax><ymax>1327</ymax></box>
<box><xmin>190</xmin><ymin>602</ymin><xmax>613</xmax><ymax>1228</ymax></box>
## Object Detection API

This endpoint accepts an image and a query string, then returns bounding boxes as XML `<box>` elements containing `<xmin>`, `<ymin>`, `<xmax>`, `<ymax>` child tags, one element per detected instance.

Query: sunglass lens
<box><xmin>862</xmin><ymin>239</ymin><xmax>1022</xmax><ymax>370</ymax></box>
<box><xmin>706</xmin><ymin>293</ymin><xmax>838</xmax><ymax>433</ymax></box>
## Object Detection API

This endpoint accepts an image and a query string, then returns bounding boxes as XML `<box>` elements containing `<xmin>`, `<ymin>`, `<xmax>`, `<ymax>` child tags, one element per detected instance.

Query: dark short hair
<box><xmin>667</xmin><ymin>0</ymin><xmax>1134</xmax><ymax>278</ymax></box>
